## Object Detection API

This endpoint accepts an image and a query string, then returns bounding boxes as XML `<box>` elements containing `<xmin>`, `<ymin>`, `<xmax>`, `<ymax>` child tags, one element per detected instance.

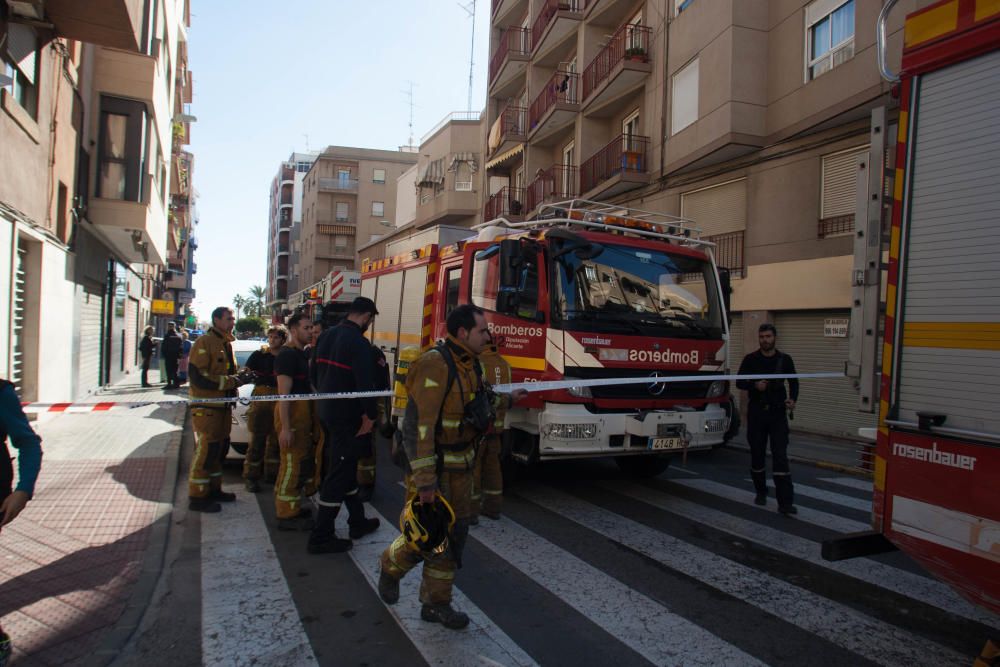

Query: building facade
<box><xmin>297</xmin><ymin>146</ymin><xmax>418</xmax><ymax>286</ymax></box>
<box><xmin>484</xmin><ymin>0</ymin><xmax>933</xmax><ymax>437</ymax></box>
<box><xmin>0</xmin><ymin>0</ymin><xmax>197</xmax><ymax>401</ymax></box>
<box><xmin>265</xmin><ymin>151</ymin><xmax>317</xmax><ymax>315</ymax></box>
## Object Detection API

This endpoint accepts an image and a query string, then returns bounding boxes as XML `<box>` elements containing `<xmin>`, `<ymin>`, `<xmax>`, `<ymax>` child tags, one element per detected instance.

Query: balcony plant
<box><xmin>624</xmin><ymin>46</ymin><xmax>647</xmax><ymax>61</ymax></box>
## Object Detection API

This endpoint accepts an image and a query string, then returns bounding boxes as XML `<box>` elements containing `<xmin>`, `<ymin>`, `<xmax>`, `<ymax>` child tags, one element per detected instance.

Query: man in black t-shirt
<box><xmin>274</xmin><ymin>313</ymin><xmax>321</xmax><ymax>531</ymax></box>
<box><xmin>736</xmin><ymin>323</ymin><xmax>799</xmax><ymax>514</ymax></box>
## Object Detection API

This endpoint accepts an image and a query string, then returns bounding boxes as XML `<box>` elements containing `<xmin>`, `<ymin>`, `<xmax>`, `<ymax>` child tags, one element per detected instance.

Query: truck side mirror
<box><xmin>718</xmin><ymin>267</ymin><xmax>733</xmax><ymax>326</ymax></box>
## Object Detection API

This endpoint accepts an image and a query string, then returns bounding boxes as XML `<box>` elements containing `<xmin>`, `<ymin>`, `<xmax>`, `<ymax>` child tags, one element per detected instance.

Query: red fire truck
<box><xmin>361</xmin><ymin>200</ymin><xmax>736</xmax><ymax>476</ymax></box>
<box><xmin>284</xmin><ymin>269</ymin><xmax>362</xmax><ymax>324</ymax></box>
<box><xmin>827</xmin><ymin>0</ymin><xmax>1000</xmax><ymax>617</ymax></box>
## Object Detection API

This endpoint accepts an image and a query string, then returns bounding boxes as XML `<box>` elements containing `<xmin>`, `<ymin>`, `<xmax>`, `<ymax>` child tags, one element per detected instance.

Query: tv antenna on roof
<box><xmin>402</xmin><ymin>81</ymin><xmax>417</xmax><ymax>148</ymax></box>
<box><xmin>457</xmin><ymin>0</ymin><xmax>476</xmax><ymax>110</ymax></box>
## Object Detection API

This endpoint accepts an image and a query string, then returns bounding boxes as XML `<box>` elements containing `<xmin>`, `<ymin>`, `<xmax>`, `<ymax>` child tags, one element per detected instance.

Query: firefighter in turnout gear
<box><xmin>356</xmin><ymin>345</ymin><xmax>392</xmax><ymax>501</ymax></box>
<box><xmin>472</xmin><ymin>334</ymin><xmax>512</xmax><ymax>521</ymax></box>
<box><xmin>187</xmin><ymin>307</ymin><xmax>247</xmax><ymax>512</ymax></box>
<box><xmin>274</xmin><ymin>312</ymin><xmax>323</xmax><ymax>531</ymax></box>
<box><xmin>377</xmin><ymin>305</ymin><xmax>527</xmax><ymax>630</ymax></box>
<box><xmin>242</xmin><ymin>325</ymin><xmax>287</xmax><ymax>492</ymax></box>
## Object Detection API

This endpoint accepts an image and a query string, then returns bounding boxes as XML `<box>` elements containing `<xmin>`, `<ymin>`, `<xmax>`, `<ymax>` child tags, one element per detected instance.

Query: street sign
<box><xmin>152</xmin><ymin>299</ymin><xmax>175</xmax><ymax>315</ymax></box>
<box><xmin>178</xmin><ymin>292</ymin><xmax>194</xmax><ymax>304</ymax></box>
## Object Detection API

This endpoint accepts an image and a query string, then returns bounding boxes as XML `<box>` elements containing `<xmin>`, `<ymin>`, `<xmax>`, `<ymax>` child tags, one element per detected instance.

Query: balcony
<box><xmin>528</xmin><ymin>71</ymin><xmax>579</xmax><ymax>145</ymax></box>
<box><xmin>580</xmin><ymin>134</ymin><xmax>650</xmax><ymax>198</ymax></box>
<box><xmin>89</xmin><ymin>174</ymin><xmax>168</xmax><ymax>265</ymax></box>
<box><xmin>526</xmin><ymin>165</ymin><xmax>578</xmax><ymax>213</ymax></box>
<box><xmin>531</xmin><ymin>0</ymin><xmax>585</xmax><ymax>63</ymax></box>
<box><xmin>489</xmin><ymin>27</ymin><xmax>530</xmax><ymax>98</ymax></box>
<box><xmin>44</xmin><ymin>0</ymin><xmax>145</xmax><ymax>51</ymax></box>
<box><xmin>416</xmin><ymin>189</ymin><xmax>480</xmax><ymax>228</ymax></box>
<box><xmin>317</xmin><ymin>212</ymin><xmax>355</xmax><ymax>228</ymax></box>
<box><xmin>707</xmin><ymin>230</ymin><xmax>746</xmax><ymax>278</ymax></box>
<box><xmin>582</xmin><ymin>24</ymin><xmax>651</xmax><ymax>117</ymax></box>
<box><xmin>318</xmin><ymin>177</ymin><xmax>360</xmax><ymax>193</ymax></box>
<box><xmin>488</xmin><ymin>106</ymin><xmax>527</xmax><ymax>159</ymax></box>
<box><xmin>492</xmin><ymin>0</ymin><xmax>529</xmax><ymax>27</ymax></box>
<box><xmin>95</xmin><ymin>47</ymin><xmax>157</xmax><ymax>109</ymax></box>
<box><xmin>484</xmin><ymin>186</ymin><xmax>526</xmax><ymax>222</ymax></box>
<box><xmin>277</xmin><ymin>244</ymin><xmax>290</xmax><ymax>256</ymax></box>
<box><xmin>584</xmin><ymin>0</ymin><xmax>639</xmax><ymax>28</ymax></box>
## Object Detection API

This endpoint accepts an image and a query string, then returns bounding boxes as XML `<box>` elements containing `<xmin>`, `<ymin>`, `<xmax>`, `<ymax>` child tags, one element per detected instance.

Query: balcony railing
<box><xmin>582</xmin><ymin>24</ymin><xmax>651</xmax><ymax>100</ymax></box>
<box><xmin>489</xmin><ymin>27</ymin><xmax>530</xmax><ymax>83</ymax></box>
<box><xmin>580</xmin><ymin>133</ymin><xmax>650</xmax><ymax>192</ymax></box>
<box><xmin>318</xmin><ymin>177</ymin><xmax>359</xmax><ymax>192</ymax></box>
<box><xmin>529</xmin><ymin>70</ymin><xmax>579</xmax><ymax>130</ymax></box>
<box><xmin>707</xmin><ymin>230</ymin><xmax>745</xmax><ymax>278</ymax></box>
<box><xmin>818</xmin><ymin>214</ymin><xmax>854</xmax><ymax>238</ymax></box>
<box><xmin>485</xmin><ymin>186</ymin><xmax>526</xmax><ymax>221</ymax></box>
<box><xmin>500</xmin><ymin>105</ymin><xmax>527</xmax><ymax>138</ymax></box>
<box><xmin>526</xmin><ymin>165</ymin><xmax>578</xmax><ymax>211</ymax></box>
<box><xmin>532</xmin><ymin>0</ymin><xmax>586</xmax><ymax>52</ymax></box>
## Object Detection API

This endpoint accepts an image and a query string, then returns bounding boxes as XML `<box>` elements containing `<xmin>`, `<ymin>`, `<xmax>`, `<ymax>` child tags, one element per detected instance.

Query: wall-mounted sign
<box><xmin>152</xmin><ymin>299</ymin><xmax>175</xmax><ymax>315</ymax></box>
<box><xmin>824</xmin><ymin>318</ymin><xmax>849</xmax><ymax>338</ymax></box>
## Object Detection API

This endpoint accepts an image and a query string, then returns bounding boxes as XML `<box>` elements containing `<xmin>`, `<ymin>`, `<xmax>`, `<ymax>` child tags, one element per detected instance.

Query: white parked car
<box><xmin>228</xmin><ymin>339</ymin><xmax>267</xmax><ymax>457</ymax></box>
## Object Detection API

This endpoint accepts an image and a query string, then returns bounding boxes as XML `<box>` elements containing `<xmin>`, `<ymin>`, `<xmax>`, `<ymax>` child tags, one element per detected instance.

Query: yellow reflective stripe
<box><xmin>217</xmin><ymin>376</ymin><xmax>227</xmax><ymax>391</ymax></box>
<box><xmin>357</xmin><ymin>464</ymin><xmax>376</xmax><ymax>471</ymax></box>
<box><xmin>424</xmin><ymin>378</ymin><xmax>439</xmax><ymax>388</ymax></box>
<box><xmin>418</xmin><ymin>425</ymin><xmax>429</xmax><ymax>440</ymax></box>
<box><xmin>277</xmin><ymin>495</ymin><xmax>301</xmax><ymax>501</ymax></box>
<box><xmin>209</xmin><ymin>472</ymin><xmax>222</xmax><ymax>477</ymax></box>
<box><xmin>279</xmin><ymin>453</ymin><xmax>295</xmax><ymax>498</ymax></box>
<box><xmin>442</xmin><ymin>451</ymin><xmax>474</xmax><ymax>466</ymax></box>
<box><xmin>483</xmin><ymin>489</ymin><xmax>503</xmax><ymax>496</ymax></box>
<box><xmin>424</xmin><ymin>567</ymin><xmax>455</xmax><ymax>581</ymax></box>
<box><xmin>410</xmin><ymin>456</ymin><xmax>437</xmax><ymax>470</ymax></box>
<box><xmin>189</xmin><ymin>477</ymin><xmax>210</xmax><ymax>483</ymax></box>
<box><xmin>441</xmin><ymin>419</ymin><xmax>462</xmax><ymax>428</ymax></box>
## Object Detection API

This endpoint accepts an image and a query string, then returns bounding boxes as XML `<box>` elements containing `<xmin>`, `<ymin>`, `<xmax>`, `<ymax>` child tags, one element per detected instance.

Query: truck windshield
<box><xmin>551</xmin><ymin>240</ymin><xmax>723</xmax><ymax>339</ymax></box>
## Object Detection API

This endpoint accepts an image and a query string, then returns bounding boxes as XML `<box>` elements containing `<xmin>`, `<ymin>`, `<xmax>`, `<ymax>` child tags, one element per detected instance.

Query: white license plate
<box><xmin>649</xmin><ymin>437</ymin><xmax>682</xmax><ymax>450</ymax></box>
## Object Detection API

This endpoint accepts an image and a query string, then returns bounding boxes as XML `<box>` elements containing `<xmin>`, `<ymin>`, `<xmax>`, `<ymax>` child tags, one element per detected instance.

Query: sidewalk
<box><xmin>0</xmin><ymin>379</ymin><xmax>186</xmax><ymax>666</ymax></box>
<box><xmin>724</xmin><ymin>429</ymin><xmax>873</xmax><ymax>476</ymax></box>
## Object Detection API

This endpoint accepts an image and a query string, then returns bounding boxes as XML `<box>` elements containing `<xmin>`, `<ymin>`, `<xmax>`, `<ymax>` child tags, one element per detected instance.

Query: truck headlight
<box><xmin>542</xmin><ymin>423</ymin><xmax>598</xmax><ymax>439</ymax></box>
<box><xmin>706</xmin><ymin>381</ymin><xmax>726</xmax><ymax>398</ymax></box>
<box><xmin>568</xmin><ymin>385</ymin><xmax>592</xmax><ymax>398</ymax></box>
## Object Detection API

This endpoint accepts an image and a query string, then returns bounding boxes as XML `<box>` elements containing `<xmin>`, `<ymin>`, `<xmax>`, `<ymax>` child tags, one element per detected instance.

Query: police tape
<box><xmin>20</xmin><ymin>372</ymin><xmax>842</xmax><ymax>413</ymax></box>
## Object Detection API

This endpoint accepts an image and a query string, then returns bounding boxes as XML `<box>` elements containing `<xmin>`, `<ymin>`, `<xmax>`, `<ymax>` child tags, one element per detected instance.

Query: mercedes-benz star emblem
<box><xmin>648</xmin><ymin>372</ymin><xmax>667</xmax><ymax>396</ymax></box>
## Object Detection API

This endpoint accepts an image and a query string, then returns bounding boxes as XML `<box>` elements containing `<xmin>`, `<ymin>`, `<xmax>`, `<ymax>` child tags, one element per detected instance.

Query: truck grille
<box><xmin>564</xmin><ymin>368</ymin><xmax>713</xmax><ymax>400</ymax></box>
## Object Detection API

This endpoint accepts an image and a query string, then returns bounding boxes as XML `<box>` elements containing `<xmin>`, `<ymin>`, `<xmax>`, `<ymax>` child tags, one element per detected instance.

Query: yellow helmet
<box><xmin>400</xmin><ymin>492</ymin><xmax>456</xmax><ymax>554</ymax></box>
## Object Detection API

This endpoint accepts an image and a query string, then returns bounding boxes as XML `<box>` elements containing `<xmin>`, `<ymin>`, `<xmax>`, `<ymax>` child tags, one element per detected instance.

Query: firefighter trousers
<box><xmin>472</xmin><ymin>435</ymin><xmax>503</xmax><ymax>518</ymax></box>
<box><xmin>189</xmin><ymin>406</ymin><xmax>231</xmax><ymax>499</ymax></box>
<box><xmin>379</xmin><ymin>467</ymin><xmax>473</xmax><ymax>605</ymax></box>
<box><xmin>243</xmin><ymin>386</ymin><xmax>278</xmax><ymax>482</ymax></box>
<box><xmin>747</xmin><ymin>407</ymin><xmax>794</xmax><ymax>508</ymax></box>
<box><xmin>356</xmin><ymin>434</ymin><xmax>376</xmax><ymax>491</ymax></box>
<box><xmin>273</xmin><ymin>401</ymin><xmax>322</xmax><ymax>520</ymax></box>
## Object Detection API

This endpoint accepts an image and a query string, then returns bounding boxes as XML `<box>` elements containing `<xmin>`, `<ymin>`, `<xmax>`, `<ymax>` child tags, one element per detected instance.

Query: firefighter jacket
<box><xmin>188</xmin><ymin>327</ymin><xmax>239</xmax><ymax>406</ymax></box>
<box><xmin>405</xmin><ymin>336</ymin><xmax>484</xmax><ymax>490</ymax></box>
<box><xmin>479</xmin><ymin>344</ymin><xmax>512</xmax><ymax>432</ymax></box>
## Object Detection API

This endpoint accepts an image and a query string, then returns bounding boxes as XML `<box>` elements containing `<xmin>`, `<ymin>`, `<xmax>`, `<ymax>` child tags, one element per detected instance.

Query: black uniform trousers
<box><xmin>746</xmin><ymin>405</ymin><xmax>795</xmax><ymax>508</ymax></box>
<box><xmin>309</xmin><ymin>423</ymin><xmax>368</xmax><ymax>544</ymax></box>
<box><xmin>140</xmin><ymin>355</ymin><xmax>152</xmax><ymax>386</ymax></box>
<box><xmin>164</xmin><ymin>356</ymin><xmax>179</xmax><ymax>387</ymax></box>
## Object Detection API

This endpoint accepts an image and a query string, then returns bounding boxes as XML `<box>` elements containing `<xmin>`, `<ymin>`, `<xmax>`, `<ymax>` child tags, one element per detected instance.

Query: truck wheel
<box><xmin>615</xmin><ymin>455</ymin><xmax>671</xmax><ymax>478</ymax></box>
<box><xmin>502</xmin><ymin>429</ymin><xmax>537</xmax><ymax>489</ymax></box>
<box><xmin>721</xmin><ymin>396</ymin><xmax>740</xmax><ymax>446</ymax></box>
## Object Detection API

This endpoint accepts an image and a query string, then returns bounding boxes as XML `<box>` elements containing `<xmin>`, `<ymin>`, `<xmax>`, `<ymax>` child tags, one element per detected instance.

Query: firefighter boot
<box><xmin>751</xmin><ymin>468</ymin><xmax>768</xmax><ymax>505</ymax></box>
<box><xmin>421</xmin><ymin>603</ymin><xmax>470</xmax><ymax>630</ymax></box>
<box><xmin>378</xmin><ymin>569</ymin><xmax>400</xmax><ymax>604</ymax></box>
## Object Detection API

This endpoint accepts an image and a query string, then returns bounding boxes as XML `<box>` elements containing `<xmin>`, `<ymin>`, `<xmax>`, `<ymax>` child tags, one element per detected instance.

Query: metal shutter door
<box><xmin>680</xmin><ymin>179</ymin><xmax>746</xmax><ymax>236</ymax></box>
<box><xmin>398</xmin><ymin>266</ymin><xmax>428</xmax><ymax>354</ymax></box>
<box><xmin>774</xmin><ymin>311</ymin><xmax>876</xmax><ymax>438</ymax></box>
<box><xmin>896</xmin><ymin>50</ymin><xmax>1000</xmax><ymax>434</ymax></box>
<box><xmin>11</xmin><ymin>240</ymin><xmax>27</xmax><ymax>392</ymax></box>
<box><xmin>125</xmin><ymin>298</ymin><xmax>138</xmax><ymax>371</ymax></box>
<box><xmin>372</xmin><ymin>271</ymin><xmax>404</xmax><ymax>370</ymax></box>
<box><xmin>77</xmin><ymin>287</ymin><xmax>104</xmax><ymax>395</ymax></box>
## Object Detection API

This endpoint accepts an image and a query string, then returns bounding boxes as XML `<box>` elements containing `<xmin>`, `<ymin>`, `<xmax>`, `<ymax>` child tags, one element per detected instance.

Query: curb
<box><xmin>93</xmin><ymin>402</ymin><xmax>188</xmax><ymax>666</ymax></box>
<box><xmin>721</xmin><ymin>443</ymin><xmax>873</xmax><ymax>479</ymax></box>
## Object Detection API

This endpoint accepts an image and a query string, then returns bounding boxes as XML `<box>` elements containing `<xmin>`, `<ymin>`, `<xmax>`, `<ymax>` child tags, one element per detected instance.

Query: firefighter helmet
<box><xmin>400</xmin><ymin>492</ymin><xmax>456</xmax><ymax>554</ymax></box>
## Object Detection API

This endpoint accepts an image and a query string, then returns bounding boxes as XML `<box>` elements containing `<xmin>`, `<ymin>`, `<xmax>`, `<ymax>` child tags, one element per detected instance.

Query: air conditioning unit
<box><xmin>456</xmin><ymin>181</ymin><xmax>473</xmax><ymax>191</ymax></box>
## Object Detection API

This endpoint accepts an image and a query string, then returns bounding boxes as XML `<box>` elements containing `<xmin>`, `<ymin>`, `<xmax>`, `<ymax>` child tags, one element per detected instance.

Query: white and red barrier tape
<box><xmin>20</xmin><ymin>372</ymin><xmax>842</xmax><ymax>413</ymax></box>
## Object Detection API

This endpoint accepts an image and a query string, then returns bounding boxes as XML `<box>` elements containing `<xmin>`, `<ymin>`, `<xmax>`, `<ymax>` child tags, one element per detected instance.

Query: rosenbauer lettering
<box><xmin>629</xmin><ymin>348</ymin><xmax>700</xmax><ymax>365</ymax></box>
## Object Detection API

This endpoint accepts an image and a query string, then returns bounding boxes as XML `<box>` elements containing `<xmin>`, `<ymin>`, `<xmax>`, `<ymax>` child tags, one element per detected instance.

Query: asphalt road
<box><xmin>116</xmin><ymin>438</ymin><xmax>999</xmax><ymax>667</ymax></box>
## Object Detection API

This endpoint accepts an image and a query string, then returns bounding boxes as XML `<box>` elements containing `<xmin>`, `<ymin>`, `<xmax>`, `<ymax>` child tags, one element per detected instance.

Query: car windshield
<box><xmin>235</xmin><ymin>350</ymin><xmax>254</xmax><ymax>367</ymax></box>
<box><xmin>552</xmin><ymin>239</ymin><xmax>723</xmax><ymax>338</ymax></box>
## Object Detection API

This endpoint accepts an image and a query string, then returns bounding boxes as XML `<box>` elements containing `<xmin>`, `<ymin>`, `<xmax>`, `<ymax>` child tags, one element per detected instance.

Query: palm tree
<box><xmin>233</xmin><ymin>294</ymin><xmax>246</xmax><ymax>320</ymax></box>
<box><xmin>248</xmin><ymin>285</ymin><xmax>266</xmax><ymax>318</ymax></box>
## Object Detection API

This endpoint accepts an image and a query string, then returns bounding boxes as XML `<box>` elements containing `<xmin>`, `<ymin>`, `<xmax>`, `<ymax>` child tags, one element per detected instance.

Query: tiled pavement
<box><xmin>0</xmin><ymin>380</ymin><xmax>186</xmax><ymax>666</ymax></box>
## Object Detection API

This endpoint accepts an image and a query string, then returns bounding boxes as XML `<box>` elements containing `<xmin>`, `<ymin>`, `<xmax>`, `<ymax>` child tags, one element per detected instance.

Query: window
<box><xmin>671</xmin><ymin>58</ymin><xmax>699</xmax><ymax>135</ymax></box>
<box><xmin>622</xmin><ymin>110</ymin><xmax>639</xmax><ymax>140</ymax></box>
<box><xmin>675</xmin><ymin>0</ymin><xmax>694</xmax><ymax>14</ymax></box>
<box><xmin>338</xmin><ymin>168</ymin><xmax>351</xmax><ymax>186</ymax></box>
<box><xmin>471</xmin><ymin>251</ymin><xmax>500</xmax><ymax>311</ymax></box>
<box><xmin>2</xmin><ymin>23</ymin><xmax>39</xmax><ymax>118</ymax></box>
<box><xmin>336</xmin><ymin>202</ymin><xmax>349</xmax><ymax>222</ymax></box>
<box><xmin>97</xmin><ymin>97</ymin><xmax>147</xmax><ymax>201</ymax></box>
<box><xmin>372</xmin><ymin>201</ymin><xmax>384</xmax><ymax>217</ymax></box>
<box><xmin>806</xmin><ymin>0</ymin><xmax>855</xmax><ymax>80</ymax></box>
<box><xmin>334</xmin><ymin>235</ymin><xmax>348</xmax><ymax>249</ymax></box>
<box><xmin>373</xmin><ymin>168</ymin><xmax>386</xmax><ymax>184</ymax></box>
<box><xmin>296</xmin><ymin>161</ymin><xmax>311</xmax><ymax>172</ymax></box>
<box><xmin>444</xmin><ymin>267</ymin><xmax>462</xmax><ymax>317</ymax></box>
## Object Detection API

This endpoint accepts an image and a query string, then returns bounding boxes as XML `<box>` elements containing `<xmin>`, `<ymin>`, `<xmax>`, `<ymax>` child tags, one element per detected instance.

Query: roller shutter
<box><xmin>371</xmin><ymin>271</ymin><xmax>404</xmax><ymax>370</ymax></box>
<box><xmin>895</xmin><ymin>49</ymin><xmax>1000</xmax><ymax>434</ymax></box>
<box><xmin>11</xmin><ymin>240</ymin><xmax>27</xmax><ymax>393</ymax></box>
<box><xmin>680</xmin><ymin>179</ymin><xmax>746</xmax><ymax>236</ymax></box>
<box><xmin>398</xmin><ymin>266</ymin><xmax>428</xmax><ymax>355</ymax></box>
<box><xmin>77</xmin><ymin>286</ymin><xmax>104</xmax><ymax>395</ymax></box>
<box><xmin>774</xmin><ymin>311</ymin><xmax>875</xmax><ymax>438</ymax></box>
<box><xmin>125</xmin><ymin>298</ymin><xmax>139</xmax><ymax>372</ymax></box>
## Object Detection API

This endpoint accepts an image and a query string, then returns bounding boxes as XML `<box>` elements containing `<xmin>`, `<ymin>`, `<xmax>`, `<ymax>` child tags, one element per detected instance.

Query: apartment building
<box><xmin>483</xmin><ymin>0</ymin><xmax>933</xmax><ymax>437</ymax></box>
<box><xmin>358</xmin><ymin>111</ymin><xmax>484</xmax><ymax>263</ymax></box>
<box><xmin>0</xmin><ymin>0</ymin><xmax>196</xmax><ymax>401</ymax></box>
<box><xmin>265</xmin><ymin>151</ymin><xmax>317</xmax><ymax>314</ymax></box>
<box><xmin>298</xmin><ymin>146</ymin><xmax>418</xmax><ymax>285</ymax></box>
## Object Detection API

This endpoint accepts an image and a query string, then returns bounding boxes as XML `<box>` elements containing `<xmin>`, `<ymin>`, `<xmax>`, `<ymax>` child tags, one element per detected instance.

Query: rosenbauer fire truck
<box><xmin>360</xmin><ymin>199</ymin><xmax>736</xmax><ymax>476</ymax></box>
<box><xmin>825</xmin><ymin>0</ymin><xmax>1000</xmax><ymax>617</ymax></box>
<box><xmin>283</xmin><ymin>269</ymin><xmax>362</xmax><ymax>325</ymax></box>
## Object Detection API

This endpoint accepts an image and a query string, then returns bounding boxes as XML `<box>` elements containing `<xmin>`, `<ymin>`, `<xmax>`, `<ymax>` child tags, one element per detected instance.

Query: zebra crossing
<box><xmin>213</xmin><ymin>460</ymin><xmax>999</xmax><ymax>667</ymax></box>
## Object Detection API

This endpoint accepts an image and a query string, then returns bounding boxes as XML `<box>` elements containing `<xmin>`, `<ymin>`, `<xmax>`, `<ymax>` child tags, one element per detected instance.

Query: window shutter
<box><xmin>671</xmin><ymin>58</ymin><xmax>699</xmax><ymax>135</ymax></box>
<box><xmin>680</xmin><ymin>179</ymin><xmax>746</xmax><ymax>236</ymax></box>
<box><xmin>821</xmin><ymin>147</ymin><xmax>867</xmax><ymax>218</ymax></box>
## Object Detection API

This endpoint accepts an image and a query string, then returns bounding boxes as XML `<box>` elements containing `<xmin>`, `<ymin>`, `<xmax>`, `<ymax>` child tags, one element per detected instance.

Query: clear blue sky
<box><xmin>189</xmin><ymin>0</ymin><xmax>490</xmax><ymax>321</ymax></box>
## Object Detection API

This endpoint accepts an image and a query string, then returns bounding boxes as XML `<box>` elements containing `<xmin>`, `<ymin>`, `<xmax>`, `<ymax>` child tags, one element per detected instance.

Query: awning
<box><xmin>416</xmin><ymin>158</ymin><xmax>445</xmax><ymax>187</ymax></box>
<box><xmin>485</xmin><ymin>144</ymin><xmax>524</xmax><ymax>171</ymax></box>
<box><xmin>448</xmin><ymin>152</ymin><xmax>479</xmax><ymax>173</ymax></box>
